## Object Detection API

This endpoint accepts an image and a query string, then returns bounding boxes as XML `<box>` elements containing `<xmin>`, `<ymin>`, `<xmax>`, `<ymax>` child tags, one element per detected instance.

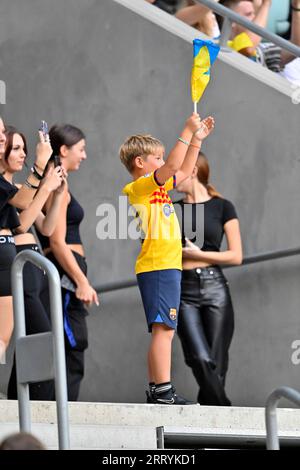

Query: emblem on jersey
<box><xmin>169</xmin><ymin>308</ymin><xmax>177</xmax><ymax>321</ymax></box>
<box><xmin>163</xmin><ymin>203</ymin><xmax>174</xmax><ymax>217</ymax></box>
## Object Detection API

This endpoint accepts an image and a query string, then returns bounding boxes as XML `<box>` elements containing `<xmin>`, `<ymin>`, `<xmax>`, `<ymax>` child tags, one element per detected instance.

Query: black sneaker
<box><xmin>153</xmin><ymin>386</ymin><xmax>195</xmax><ymax>405</ymax></box>
<box><xmin>146</xmin><ymin>390</ymin><xmax>155</xmax><ymax>404</ymax></box>
<box><xmin>171</xmin><ymin>387</ymin><xmax>195</xmax><ymax>405</ymax></box>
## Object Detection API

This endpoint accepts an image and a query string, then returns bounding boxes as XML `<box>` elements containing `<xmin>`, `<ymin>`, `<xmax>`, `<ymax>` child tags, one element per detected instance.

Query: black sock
<box><xmin>155</xmin><ymin>382</ymin><xmax>172</xmax><ymax>397</ymax></box>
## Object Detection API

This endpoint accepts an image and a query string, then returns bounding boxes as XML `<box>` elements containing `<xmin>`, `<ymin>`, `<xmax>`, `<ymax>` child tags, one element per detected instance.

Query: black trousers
<box><xmin>177</xmin><ymin>266</ymin><xmax>234</xmax><ymax>406</ymax></box>
<box><xmin>45</xmin><ymin>252</ymin><xmax>88</xmax><ymax>402</ymax></box>
<box><xmin>7</xmin><ymin>244</ymin><xmax>54</xmax><ymax>400</ymax></box>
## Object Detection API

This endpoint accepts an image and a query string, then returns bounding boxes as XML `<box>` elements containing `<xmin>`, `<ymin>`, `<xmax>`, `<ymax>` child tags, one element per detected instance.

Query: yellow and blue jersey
<box><xmin>122</xmin><ymin>171</ymin><xmax>182</xmax><ymax>274</ymax></box>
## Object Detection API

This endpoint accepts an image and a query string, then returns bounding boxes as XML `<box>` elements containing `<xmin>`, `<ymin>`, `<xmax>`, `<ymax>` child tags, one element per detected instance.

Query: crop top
<box><xmin>176</xmin><ymin>197</ymin><xmax>238</xmax><ymax>252</ymax></box>
<box><xmin>37</xmin><ymin>192</ymin><xmax>84</xmax><ymax>249</ymax></box>
<box><xmin>0</xmin><ymin>175</ymin><xmax>20</xmax><ymax>230</ymax></box>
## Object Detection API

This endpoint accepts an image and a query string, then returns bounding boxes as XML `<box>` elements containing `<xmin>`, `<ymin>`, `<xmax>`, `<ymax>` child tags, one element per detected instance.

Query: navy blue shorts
<box><xmin>137</xmin><ymin>269</ymin><xmax>182</xmax><ymax>332</ymax></box>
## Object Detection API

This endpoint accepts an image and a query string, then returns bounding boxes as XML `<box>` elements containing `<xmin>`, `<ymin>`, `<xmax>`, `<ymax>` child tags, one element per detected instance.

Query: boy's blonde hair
<box><xmin>119</xmin><ymin>134</ymin><xmax>164</xmax><ymax>173</ymax></box>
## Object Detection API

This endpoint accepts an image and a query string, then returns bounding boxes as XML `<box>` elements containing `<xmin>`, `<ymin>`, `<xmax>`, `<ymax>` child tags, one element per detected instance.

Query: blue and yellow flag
<box><xmin>191</xmin><ymin>39</ymin><xmax>220</xmax><ymax>105</ymax></box>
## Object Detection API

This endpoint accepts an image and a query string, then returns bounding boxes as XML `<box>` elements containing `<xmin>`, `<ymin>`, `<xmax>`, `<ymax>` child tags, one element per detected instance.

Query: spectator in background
<box><xmin>145</xmin><ymin>0</ymin><xmax>180</xmax><ymax>14</ymax></box>
<box><xmin>282</xmin><ymin>56</ymin><xmax>300</xmax><ymax>86</ymax></box>
<box><xmin>219</xmin><ymin>0</ymin><xmax>300</xmax><ymax>79</ymax></box>
<box><xmin>218</xmin><ymin>0</ymin><xmax>272</xmax><ymax>59</ymax></box>
<box><xmin>176</xmin><ymin>0</ymin><xmax>221</xmax><ymax>38</ymax></box>
<box><xmin>281</xmin><ymin>0</ymin><xmax>300</xmax><ymax>85</ymax></box>
<box><xmin>0</xmin><ymin>432</ymin><xmax>45</xmax><ymax>450</ymax></box>
<box><xmin>147</xmin><ymin>0</ymin><xmax>221</xmax><ymax>40</ymax></box>
<box><xmin>252</xmin><ymin>0</ymin><xmax>264</xmax><ymax>10</ymax></box>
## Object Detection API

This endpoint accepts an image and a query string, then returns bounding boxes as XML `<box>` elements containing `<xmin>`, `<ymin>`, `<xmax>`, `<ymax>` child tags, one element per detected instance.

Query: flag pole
<box><xmin>193</xmin><ymin>102</ymin><xmax>197</xmax><ymax>114</ymax></box>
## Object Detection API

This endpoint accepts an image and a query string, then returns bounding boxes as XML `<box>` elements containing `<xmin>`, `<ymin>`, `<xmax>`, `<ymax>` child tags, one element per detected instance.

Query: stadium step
<box><xmin>1</xmin><ymin>400</ymin><xmax>300</xmax><ymax>449</ymax></box>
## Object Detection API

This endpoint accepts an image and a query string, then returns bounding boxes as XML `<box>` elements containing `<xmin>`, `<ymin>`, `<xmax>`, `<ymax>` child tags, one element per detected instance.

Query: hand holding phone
<box><xmin>53</xmin><ymin>155</ymin><xmax>61</xmax><ymax>167</ymax></box>
<box><xmin>39</xmin><ymin>120</ymin><xmax>49</xmax><ymax>137</ymax></box>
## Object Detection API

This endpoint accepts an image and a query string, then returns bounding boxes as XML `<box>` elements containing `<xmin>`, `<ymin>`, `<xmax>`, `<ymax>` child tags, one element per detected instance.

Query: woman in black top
<box><xmin>2</xmin><ymin>127</ymin><xmax>65</xmax><ymax>400</ymax></box>
<box><xmin>176</xmin><ymin>152</ymin><xmax>242</xmax><ymax>406</ymax></box>
<box><xmin>36</xmin><ymin>124</ymin><xmax>99</xmax><ymax>401</ymax></box>
<box><xmin>0</xmin><ymin>116</ymin><xmax>53</xmax><ymax>362</ymax></box>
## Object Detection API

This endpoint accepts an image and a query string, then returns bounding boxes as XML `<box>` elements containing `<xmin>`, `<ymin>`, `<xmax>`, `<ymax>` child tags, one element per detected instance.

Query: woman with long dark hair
<box><xmin>36</xmin><ymin>124</ymin><xmax>99</xmax><ymax>401</ymax></box>
<box><xmin>0</xmin><ymin>116</ymin><xmax>53</xmax><ymax>363</ymax></box>
<box><xmin>3</xmin><ymin>127</ymin><xmax>66</xmax><ymax>400</ymax></box>
<box><xmin>176</xmin><ymin>152</ymin><xmax>242</xmax><ymax>405</ymax></box>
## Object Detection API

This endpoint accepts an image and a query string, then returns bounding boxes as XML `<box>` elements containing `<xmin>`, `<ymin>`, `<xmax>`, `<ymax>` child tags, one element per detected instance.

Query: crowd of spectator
<box><xmin>146</xmin><ymin>0</ymin><xmax>300</xmax><ymax>85</ymax></box>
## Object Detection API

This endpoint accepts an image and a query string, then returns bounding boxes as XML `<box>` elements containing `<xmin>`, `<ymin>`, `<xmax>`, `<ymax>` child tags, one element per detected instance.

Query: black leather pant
<box><xmin>178</xmin><ymin>266</ymin><xmax>234</xmax><ymax>406</ymax></box>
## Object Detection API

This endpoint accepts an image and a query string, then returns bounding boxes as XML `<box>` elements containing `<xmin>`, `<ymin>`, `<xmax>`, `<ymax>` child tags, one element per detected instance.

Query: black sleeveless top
<box><xmin>37</xmin><ymin>192</ymin><xmax>84</xmax><ymax>249</ymax></box>
<box><xmin>65</xmin><ymin>193</ymin><xmax>84</xmax><ymax>244</ymax></box>
<box><xmin>0</xmin><ymin>175</ymin><xmax>20</xmax><ymax>230</ymax></box>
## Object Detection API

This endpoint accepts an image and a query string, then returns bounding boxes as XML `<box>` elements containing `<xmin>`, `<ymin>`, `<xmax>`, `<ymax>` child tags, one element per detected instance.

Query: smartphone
<box><xmin>61</xmin><ymin>274</ymin><xmax>76</xmax><ymax>293</ymax></box>
<box><xmin>53</xmin><ymin>155</ymin><xmax>61</xmax><ymax>167</ymax></box>
<box><xmin>39</xmin><ymin>120</ymin><xmax>48</xmax><ymax>137</ymax></box>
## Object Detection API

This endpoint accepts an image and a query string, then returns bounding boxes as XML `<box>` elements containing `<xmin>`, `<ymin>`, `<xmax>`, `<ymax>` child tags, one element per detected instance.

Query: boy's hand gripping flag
<box><xmin>191</xmin><ymin>39</ymin><xmax>220</xmax><ymax>113</ymax></box>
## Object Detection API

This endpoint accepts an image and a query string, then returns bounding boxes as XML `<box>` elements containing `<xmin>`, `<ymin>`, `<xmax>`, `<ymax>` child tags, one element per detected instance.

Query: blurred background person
<box><xmin>219</xmin><ymin>0</ymin><xmax>300</xmax><ymax>78</ymax></box>
<box><xmin>176</xmin><ymin>0</ymin><xmax>221</xmax><ymax>38</ymax></box>
<box><xmin>145</xmin><ymin>0</ymin><xmax>180</xmax><ymax>14</ymax></box>
<box><xmin>0</xmin><ymin>432</ymin><xmax>45</xmax><ymax>450</ymax></box>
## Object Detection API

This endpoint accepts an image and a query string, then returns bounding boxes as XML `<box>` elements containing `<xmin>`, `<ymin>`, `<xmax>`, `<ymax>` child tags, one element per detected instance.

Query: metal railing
<box><xmin>95</xmin><ymin>246</ymin><xmax>300</xmax><ymax>294</ymax></box>
<box><xmin>265</xmin><ymin>386</ymin><xmax>300</xmax><ymax>450</ymax></box>
<box><xmin>194</xmin><ymin>0</ymin><xmax>300</xmax><ymax>58</ymax></box>
<box><xmin>11</xmin><ymin>250</ymin><xmax>70</xmax><ymax>450</ymax></box>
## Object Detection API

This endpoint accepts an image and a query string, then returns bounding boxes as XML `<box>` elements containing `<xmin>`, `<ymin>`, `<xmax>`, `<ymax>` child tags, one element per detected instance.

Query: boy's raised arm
<box><xmin>176</xmin><ymin>116</ymin><xmax>215</xmax><ymax>186</ymax></box>
<box><xmin>154</xmin><ymin>113</ymin><xmax>201</xmax><ymax>186</ymax></box>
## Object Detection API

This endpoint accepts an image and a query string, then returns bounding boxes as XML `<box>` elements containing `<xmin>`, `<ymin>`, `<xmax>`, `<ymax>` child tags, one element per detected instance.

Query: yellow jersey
<box><xmin>122</xmin><ymin>172</ymin><xmax>182</xmax><ymax>274</ymax></box>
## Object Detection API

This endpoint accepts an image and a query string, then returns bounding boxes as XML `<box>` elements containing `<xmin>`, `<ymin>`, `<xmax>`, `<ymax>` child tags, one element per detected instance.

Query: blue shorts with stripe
<box><xmin>137</xmin><ymin>269</ymin><xmax>182</xmax><ymax>333</ymax></box>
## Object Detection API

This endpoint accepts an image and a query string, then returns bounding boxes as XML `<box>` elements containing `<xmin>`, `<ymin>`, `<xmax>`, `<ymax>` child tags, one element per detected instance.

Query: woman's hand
<box><xmin>185</xmin><ymin>238</ymin><xmax>200</xmax><ymax>250</ymax></box>
<box><xmin>55</xmin><ymin>167</ymin><xmax>68</xmax><ymax>194</ymax></box>
<box><xmin>35</xmin><ymin>131</ymin><xmax>53</xmax><ymax>170</ymax></box>
<box><xmin>41</xmin><ymin>166</ymin><xmax>64</xmax><ymax>193</ymax></box>
<box><xmin>183</xmin><ymin>238</ymin><xmax>204</xmax><ymax>260</ymax></box>
<box><xmin>76</xmin><ymin>279</ymin><xmax>100</xmax><ymax>307</ymax></box>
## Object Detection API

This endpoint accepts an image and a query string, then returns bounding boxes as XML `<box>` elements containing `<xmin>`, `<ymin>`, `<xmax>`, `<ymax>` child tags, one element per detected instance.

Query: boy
<box><xmin>120</xmin><ymin>113</ymin><xmax>214</xmax><ymax>404</ymax></box>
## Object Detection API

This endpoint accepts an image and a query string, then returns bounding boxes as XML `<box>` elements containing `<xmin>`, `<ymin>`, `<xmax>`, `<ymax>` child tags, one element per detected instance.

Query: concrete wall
<box><xmin>0</xmin><ymin>0</ymin><xmax>300</xmax><ymax>407</ymax></box>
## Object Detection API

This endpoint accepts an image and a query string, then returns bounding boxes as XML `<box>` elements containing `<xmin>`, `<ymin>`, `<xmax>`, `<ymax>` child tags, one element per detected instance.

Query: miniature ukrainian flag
<box><xmin>191</xmin><ymin>39</ymin><xmax>220</xmax><ymax>107</ymax></box>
